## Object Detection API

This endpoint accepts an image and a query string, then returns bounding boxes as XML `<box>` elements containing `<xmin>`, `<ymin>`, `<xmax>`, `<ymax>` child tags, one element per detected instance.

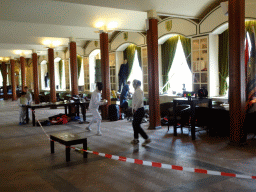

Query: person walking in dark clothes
<box><xmin>131</xmin><ymin>80</ymin><xmax>151</xmax><ymax>146</ymax></box>
<box><xmin>118</xmin><ymin>59</ymin><xmax>129</xmax><ymax>92</ymax></box>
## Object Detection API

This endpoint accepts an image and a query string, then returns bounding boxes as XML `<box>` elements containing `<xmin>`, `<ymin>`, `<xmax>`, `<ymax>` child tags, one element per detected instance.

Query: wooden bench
<box><xmin>50</xmin><ymin>132</ymin><xmax>87</xmax><ymax>162</ymax></box>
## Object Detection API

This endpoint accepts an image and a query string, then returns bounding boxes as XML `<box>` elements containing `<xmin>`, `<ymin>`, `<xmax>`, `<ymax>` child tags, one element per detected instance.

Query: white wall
<box><xmin>199</xmin><ymin>4</ymin><xmax>256</xmax><ymax>35</ymax></box>
<box><xmin>110</xmin><ymin>32</ymin><xmax>146</xmax><ymax>51</ymax></box>
<box><xmin>158</xmin><ymin>18</ymin><xmax>197</xmax><ymax>39</ymax></box>
<box><xmin>208</xmin><ymin>34</ymin><xmax>219</xmax><ymax>97</ymax></box>
<box><xmin>85</xmin><ymin>41</ymin><xmax>100</xmax><ymax>56</ymax></box>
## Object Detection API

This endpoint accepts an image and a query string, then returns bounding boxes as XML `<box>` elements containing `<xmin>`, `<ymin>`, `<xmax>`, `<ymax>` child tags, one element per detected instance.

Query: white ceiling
<box><xmin>0</xmin><ymin>0</ymin><xmax>253</xmax><ymax>59</ymax></box>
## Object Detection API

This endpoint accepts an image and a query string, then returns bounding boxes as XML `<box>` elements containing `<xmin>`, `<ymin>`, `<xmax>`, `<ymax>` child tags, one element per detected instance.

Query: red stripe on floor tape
<box><xmin>172</xmin><ymin>165</ymin><xmax>183</xmax><ymax>171</ymax></box>
<box><xmin>119</xmin><ymin>156</ymin><xmax>127</xmax><ymax>162</ymax></box>
<box><xmin>105</xmin><ymin>154</ymin><xmax>112</xmax><ymax>158</ymax></box>
<box><xmin>135</xmin><ymin>159</ymin><xmax>143</xmax><ymax>164</ymax></box>
<box><xmin>80</xmin><ymin>148</ymin><xmax>256</xmax><ymax>180</ymax></box>
<box><xmin>221</xmin><ymin>172</ymin><xmax>236</xmax><ymax>177</ymax></box>
<box><xmin>152</xmin><ymin>162</ymin><xmax>162</xmax><ymax>168</ymax></box>
<box><xmin>195</xmin><ymin>169</ymin><xmax>208</xmax><ymax>174</ymax></box>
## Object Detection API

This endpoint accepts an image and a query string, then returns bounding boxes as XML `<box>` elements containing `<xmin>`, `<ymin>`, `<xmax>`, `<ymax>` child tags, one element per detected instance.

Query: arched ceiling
<box><xmin>0</xmin><ymin>0</ymin><xmax>255</xmax><ymax>59</ymax></box>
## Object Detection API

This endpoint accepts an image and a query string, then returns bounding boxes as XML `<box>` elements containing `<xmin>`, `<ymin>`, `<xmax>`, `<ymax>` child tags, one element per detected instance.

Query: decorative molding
<box><xmin>94</xmin><ymin>41</ymin><xmax>98</xmax><ymax>47</ymax></box>
<box><xmin>165</xmin><ymin>20</ymin><xmax>172</xmax><ymax>32</ymax></box>
<box><xmin>123</xmin><ymin>32</ymin><xmax>128</xmax><ymax>41</ymax></box>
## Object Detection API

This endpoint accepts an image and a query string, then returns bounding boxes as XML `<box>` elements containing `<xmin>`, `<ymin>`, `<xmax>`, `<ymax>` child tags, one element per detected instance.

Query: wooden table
<box><xmin>173</xmin><ymin>98</ymin><xmax>212</xmax><ymax>140</ymax></box>
<box><xmin>23</xmin><ymin>101</ymin><xmax>89</xmax><ymax>126</ymax></box>
<box><xmin>50</xmin><ymin>132</ymin><xmax>87</xmax><ymax>162</ymax></box>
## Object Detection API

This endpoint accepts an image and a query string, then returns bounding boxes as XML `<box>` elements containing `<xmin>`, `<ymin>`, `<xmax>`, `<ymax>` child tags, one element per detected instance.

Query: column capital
<box><xmin>32</xmin><ymin>49</ymin><xmax>37</xmax><ymax>53</ymax></box>
<box><xmin>69</xmin><ymin>37</ymin><xmax>76</xmax><ymax>42</ymax></box>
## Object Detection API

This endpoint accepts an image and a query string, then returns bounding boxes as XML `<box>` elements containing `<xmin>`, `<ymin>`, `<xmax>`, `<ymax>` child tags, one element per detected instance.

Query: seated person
<box><xmin>120</xmin><ymin>81</ymin><xmax>131</xmax><ymax>109</ymax></box>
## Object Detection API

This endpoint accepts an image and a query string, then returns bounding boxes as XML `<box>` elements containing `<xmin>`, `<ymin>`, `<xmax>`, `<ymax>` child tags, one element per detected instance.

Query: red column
<box><xmin>100</xmin><ymin>32</ymin><xmax>111</xmax><ymax>120</ymax></box>
<box><xmin>20</xmin><ymin>56</ymin><xmax>25</xmax><ymax>92</ymax></box>
<box><xmin>32</xmin><ymin>52</ymin><xmax>39</xmax><ymax>104</ymax></box>
<box><xmin>10</xmin><ymin>59</ymin><xmax>17</xmax><ymax>101</ymax></box>
<box><xmin>147</xmin><ymin>18</ymin><xmax>161</xmax><ymax>129</ymax></box>
<box><xmin>229</xmin><ymin>0</ymin><xmax>246</xmax><ymax>144</ymax></box>
<box><xmin>69</xmin><ymin>41</ymin><xmax>79</xmax><ymax>96</ymax></box>
<box><xmin>2</xmin><ymin>62</ymin><xmax>7</xmax><ymax>100</ymax></box>
<box><xmin>48</xmin><ymin>48</ymin><xmax>56</xmax><ymax>103</ymax></box>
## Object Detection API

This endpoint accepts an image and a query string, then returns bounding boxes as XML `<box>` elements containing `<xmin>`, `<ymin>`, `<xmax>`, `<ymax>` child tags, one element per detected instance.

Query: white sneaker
<box><xmin>142</xmin><ymin>139</ymin><xmax>151</xmax><ymax>146</ymax></box>
<box><xmin>86</xmin><ymin>127</ymin><xmax>91</xmax><ymax>131</ymax></box>
<box><xmin>96</xmin><ymin>131</ymin><xmax>102</xmax><ymax>136</ymax></box>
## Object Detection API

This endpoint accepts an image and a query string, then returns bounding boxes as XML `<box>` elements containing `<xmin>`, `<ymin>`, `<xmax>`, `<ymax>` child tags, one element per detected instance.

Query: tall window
<box><xmin>168</xmin><ymin>39</ymin><xmax>192</xmax><ymax>95</ymax></box>
<box><xmin>0</xmin><ymin>72</ymin><xmax>2</xmax><ymax>86</ymax></box>
<box><xmin>127</xmin><ymin>50</ymin><xmax>143</xmax><ymax>93</ymax></box>
<box><xmin>78</xmin><ymin>60</ymin><xmax>84</xmax><ymax>86</ymax></box>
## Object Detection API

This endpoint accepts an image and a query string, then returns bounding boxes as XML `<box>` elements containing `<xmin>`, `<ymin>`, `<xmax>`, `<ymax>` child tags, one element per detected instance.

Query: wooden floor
<box><xmin>1</xmin><ymin>99</ymin><xmax>256</xmax><ymax>191</ymax></box>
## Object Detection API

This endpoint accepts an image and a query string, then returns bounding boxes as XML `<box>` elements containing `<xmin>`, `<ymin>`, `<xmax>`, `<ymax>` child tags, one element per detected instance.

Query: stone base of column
<box><xmin>228</xmin><ymin>140</ymin><xmax>247</xmax><ymax>147</ymax></box>
<box><xmin>148</xmin><ymin>125</ymin><xmax>162</xmax><ymax>130</ymax></box>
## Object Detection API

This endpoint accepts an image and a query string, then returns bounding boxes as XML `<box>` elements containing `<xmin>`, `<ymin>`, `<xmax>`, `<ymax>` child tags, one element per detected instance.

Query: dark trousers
<box><xmin>132</xmin><ymin>107</ymin><xmax>148</xmax><ymax>140</ymax></box>
<box><xmin>119</xmin><ymin>77</ymin><xmax>126</xmax><ymax>92</ymax></box>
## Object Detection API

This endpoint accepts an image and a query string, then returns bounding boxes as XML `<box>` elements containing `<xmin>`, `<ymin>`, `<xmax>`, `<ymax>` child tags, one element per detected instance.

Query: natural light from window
<box><xmin>0</xmin><ymin>73</ymin><xmax>2</xmax><ymax>86</ymax></box>
<box><xmin>127</xmin><ymin>50</ymin><xmax>143</xmax><ymax>93</ymax></box>
<box><xmin>168</xmin><ymin>39</ymin><xmax>192</xmax><ymax>95</ymax></box>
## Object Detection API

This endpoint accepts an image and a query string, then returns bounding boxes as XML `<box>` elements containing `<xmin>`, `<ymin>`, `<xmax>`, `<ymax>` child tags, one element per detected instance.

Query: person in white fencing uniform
<box><xmin>86</xmin><ymin>82</ymin><xmax>108</xmax><ymax>136</ymax></box>
<box><xmin>131</xmin><ymin>80</ymin><xmax>151</xmax><ymax>146</ymax></box>
<box><xmin>24</xmin><ymin>86</ymin><xmax>32</xmax><ymax>120</ymax></box>
<box><xmin>18</xmin><ymin>91</ymin><xmax>28</xmax><ymax>125</ymax></box>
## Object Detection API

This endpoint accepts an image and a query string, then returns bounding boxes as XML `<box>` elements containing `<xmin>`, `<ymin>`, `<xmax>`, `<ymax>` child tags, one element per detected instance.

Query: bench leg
<box><xmin>66</xmin><ymin>145</ymin><xmax>70</xmax><ymax>162</ymax></box>
<box><xmin>50</xmin><ymin>140</ymin><xmax>54</xmax><ymax>153</ymax></box>
<box><xmin>83</xmin><ymin>141</ymin><xmax>87</xmax><ymax>158</ymax></box>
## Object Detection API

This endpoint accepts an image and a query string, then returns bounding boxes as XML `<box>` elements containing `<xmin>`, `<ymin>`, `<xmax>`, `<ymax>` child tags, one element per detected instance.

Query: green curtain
<box><xmin>218</xmin><ymin>29</ymin><xmax>229</xmax><ymax>96</ymax></box>
<box><xmin>136</xmin><ymin>47</ymin><xmax>142</xmax><ymax>68</ymax></box>
<box><xmin>77</xmin><ymin>55</ymin><xmax>82</xmax><ymax>79</ymax></box>
<box><xmin>161</xmin><ymin>35</ymin><xmax>179</xmax><ymax>92</ymax></box>
<box><xmin>180</xmin><ymin>36</ymin><xmax>192</xmax><ymax>71</ymax></box>
<box><xmin>124</xmin><ymin>44</ymin><xmax>137</xmax><ymax>79</ymax></box>
<box><xmin>59</xmin><ymin>60</ymin><xmax>63</xmax><ymax>89</ymax></box>
<box><xmin>245</xmin><ymin>21</ymin><xmax>256</xmax><ymax>33</ymax></box>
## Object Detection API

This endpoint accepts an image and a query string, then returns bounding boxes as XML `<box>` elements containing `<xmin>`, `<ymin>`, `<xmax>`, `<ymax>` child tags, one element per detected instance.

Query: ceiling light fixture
<box><xmin>43</xmin><ymin>40</ymin><xmax>61</xmax><ymax>48</ymax></box>
<box><xmin>94</xmin><ymin>21</ymin><xmax>118</xmax><ymax>33</ymax></box>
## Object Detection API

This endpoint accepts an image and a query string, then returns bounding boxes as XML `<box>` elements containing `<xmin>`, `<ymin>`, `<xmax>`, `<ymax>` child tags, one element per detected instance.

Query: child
<box><xmin>18</xmin><ymin>92</ymin><xmax>28</xmax><ymax>125</ymax></box>
<box><xmin>86</xmin><ymin>82</ymin><xmax>108</xmax><ymax>136</ymax></box>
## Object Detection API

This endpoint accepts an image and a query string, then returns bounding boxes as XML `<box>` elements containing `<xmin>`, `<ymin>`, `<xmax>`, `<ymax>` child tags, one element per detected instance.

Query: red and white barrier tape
<box><xmin>69</xmin><ymin>146</ymin><xmax>256</xmax><ymax>180</ymax></box>
<box><xmin>32</xmin><ymin>109</ymin><xmax>256</xmax><ymax>180</ymax></box>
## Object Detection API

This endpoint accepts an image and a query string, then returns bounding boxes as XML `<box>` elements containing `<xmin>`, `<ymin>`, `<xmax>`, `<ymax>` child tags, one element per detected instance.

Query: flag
<box><xmin>245</xmin><ymin>32</ymin><xmax>249</xmax><ymax>84</ymax></box>
<box><xmin>246</xmin><ymin>25</ymin><xmax>256</xmax><ymax>111</ymax></box>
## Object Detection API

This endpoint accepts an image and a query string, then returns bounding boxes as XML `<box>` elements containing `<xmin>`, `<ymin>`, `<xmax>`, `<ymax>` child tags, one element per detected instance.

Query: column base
<box><xmin>148</xmin><ymin>125</ymin><xmax>162</xmax><ymax>130</ymax></box>
<box><xmin>228</xmin><ymin>140</ymin><xmax>247</xmax><ymax>147</ymax></box>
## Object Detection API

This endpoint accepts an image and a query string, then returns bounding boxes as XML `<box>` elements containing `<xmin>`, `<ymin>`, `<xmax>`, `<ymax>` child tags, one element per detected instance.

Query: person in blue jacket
<box><xmin>120</xmin><ymin>81</ymin><xmax>130</xmax><ymax>108</ymax></box>
<box><xmin>118</xmin><ymin>59</ymin><xmax>129</xmax><ymax>92</ymax></box>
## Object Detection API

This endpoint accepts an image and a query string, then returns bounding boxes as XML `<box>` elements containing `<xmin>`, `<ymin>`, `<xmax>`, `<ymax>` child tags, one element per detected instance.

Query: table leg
<box><xmin>66</xmin><ymin>145</ymin><xmax>70</xmax><ymax>162</ymax></box>
<box><xmin>26</xmin><ymin>107</ymin><xmax>29</xmax><ymax>124</ymax></box>
<box><xmin>83</xmin><ymin>140</ymin><xmax>87</xmax><ymax>158</ymax></box>
<box><xmin>65</xmin><ymin>106</ymin><xmax>67</xmax><ymax>115</ymax></box>
<box><xmin>173</xmin><ymin>101</ymin><xmax>177</xmax><ymax>136</ymax></box>
<box><xmin>82</xmin><ymin>104</ymin><xmax>86</xmax><ymax>122</ymax></box>
<box><xmin>191</xmin><ymin>103</ymin><xmax>196</xmax><ymax>140</ymax></box>
<box><xmin>77</xmin><ymin>104</ymin><xmax>80</xmax><ymax>116</ymax></box>
<box><xmin>32</xmin><ymin>107</ymin><xmax>35</xmax><ymax>126</ymax></box>
<box><xmin>50</xmin><ymin>139</ymin><xmax>54</xmax><ymax>153</ymax></box>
